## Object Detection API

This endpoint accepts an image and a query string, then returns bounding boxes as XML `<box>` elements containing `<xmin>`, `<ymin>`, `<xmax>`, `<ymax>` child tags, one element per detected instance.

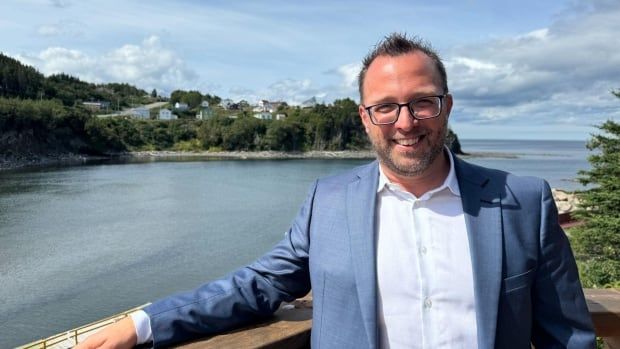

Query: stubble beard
<box><xmin>371</xmin><ymin>122</ymin><xmax>448</xmax><ymax>177</ymax></box>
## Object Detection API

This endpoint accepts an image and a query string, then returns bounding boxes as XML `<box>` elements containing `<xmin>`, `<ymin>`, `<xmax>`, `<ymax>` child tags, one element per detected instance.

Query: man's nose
<box><xmin>394</xmin><ymin>105</ymin><xmax>418</xmax><ymax>131</ymax></box>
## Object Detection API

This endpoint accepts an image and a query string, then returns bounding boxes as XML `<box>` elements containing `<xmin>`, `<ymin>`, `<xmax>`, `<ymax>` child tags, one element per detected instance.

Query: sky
<box><xmin>1</xmin><ymin>0</ymin><xmax>619</xmax><ymax>140</ymax></box>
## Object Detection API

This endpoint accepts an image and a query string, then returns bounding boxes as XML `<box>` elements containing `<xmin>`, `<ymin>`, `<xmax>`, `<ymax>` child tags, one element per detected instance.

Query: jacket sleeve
<box><xmin>530</xmin><ymin>180</ymin><xmax>596</xmax><ymax>348</ymax></box>
<box><xmin>143</xmin><ymin>180</ymin><xmax>318</xmax><ymax>347</ymax></box>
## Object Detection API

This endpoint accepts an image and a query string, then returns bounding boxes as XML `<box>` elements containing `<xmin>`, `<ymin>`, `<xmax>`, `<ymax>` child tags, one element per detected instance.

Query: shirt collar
<box><xmin>377</xmin><ymin>146</ymin><xmax>461</xmax><ymax>197</ymax></box>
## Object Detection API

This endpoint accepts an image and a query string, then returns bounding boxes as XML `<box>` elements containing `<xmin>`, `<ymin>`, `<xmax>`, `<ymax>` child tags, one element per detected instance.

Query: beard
<box><xmin>370</xmin><ymin>121</ymin><xmax>448</xmax><ymax>177</ymax></box>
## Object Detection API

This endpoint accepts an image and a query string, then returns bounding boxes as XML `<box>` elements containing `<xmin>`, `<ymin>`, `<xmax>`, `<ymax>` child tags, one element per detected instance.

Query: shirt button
<box><xmin>424</xmin><ymin>298</ymin><xmax>432</xmax><ymax>309</ymax></box>
<box><xmin>420</xmin><ymin>246</ymin><xmax>427</xmax><ymax>255</ymax></box>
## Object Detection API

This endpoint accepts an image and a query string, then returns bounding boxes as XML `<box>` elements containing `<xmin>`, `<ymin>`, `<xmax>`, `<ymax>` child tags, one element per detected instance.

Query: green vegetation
<box><xmin>1</xmin><ymin>52</ymin><xmax>465</xmax><ymax>163</ymax></box>
<box><xmin>1</xmin><ymin>52</ymin><xmax>153</xmax><ymax>109</ymax></box>
<box><xmin>570</xmin><ymin>94</ymin><xmax>620</xmax><ymax>288</ymax></box>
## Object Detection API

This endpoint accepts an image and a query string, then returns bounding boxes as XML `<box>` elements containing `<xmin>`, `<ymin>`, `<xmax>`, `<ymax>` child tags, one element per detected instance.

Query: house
<box><xmin>130</xmin><ymin>107</ymin><xmax>150</xmax><ymax>119</ymax></box>
<box><xmin>174</xmin><ymin>102</ymin><xmax>189</xmax><ymax>111</ymax></box>
<box><xmin>196</xmin><ymin>108</ymin><xmax>213</xmax><ymax>120</ymax></box>
<box><xmin>275</xmin><ymin>113</ymin><xmax>287</xmax><ymax>121</ymax></box>
<box><xmin>82</xmin><ymin>101</ymin><xmax>111</xmax><ymax>111</ymax></box>
<box><xmin>220</xmin><ymin>98</ymin><xmax>234</xmax><ymax>109</ymax></box>
<box><xmin>254</xmin><ymin>99</ymin><xmax>273</xmax><ymax>112</ymax></box>
<box><xmin>159</xmin><ymin>108</ymin><xmax>176</xmax><ymax>120</ymax></box>
<box><xmin>253</xmin><ymin>112</ymin><xmax>272</xmax><ymax>120</ymax></box>
<box><xmin>196</xmin><ymin>102</ymin><xmax>213</xmax><ymax>120</ymax></box>
<box><xmin>270</xmin><ymin>101</ymin><xmax>286</xmax><ymax>112</ymax></box>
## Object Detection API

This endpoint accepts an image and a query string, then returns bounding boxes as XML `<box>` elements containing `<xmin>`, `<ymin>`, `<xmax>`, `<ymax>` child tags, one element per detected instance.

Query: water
<box><xmin>461</xmin><ymin>139</ymin><xmax>590</xmax><ymax>191</ymax></box>
<box><xmin>0</xmin><ymin>140</ymin><xmax>591</xmax><ymax>347</ymax></box>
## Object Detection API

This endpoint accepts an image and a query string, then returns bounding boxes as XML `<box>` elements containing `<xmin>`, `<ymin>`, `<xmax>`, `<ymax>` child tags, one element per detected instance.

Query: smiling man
<box><xmin>77</xmin><ymin>33</ymin><xmax>594</xmax><ymax>349</ymax></box>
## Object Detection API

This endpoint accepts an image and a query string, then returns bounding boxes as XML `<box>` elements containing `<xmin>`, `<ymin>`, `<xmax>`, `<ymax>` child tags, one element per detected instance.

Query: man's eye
<box><xmin>413</xmin><ymin>98</ymin><xmax>435</xmax><ymax>107</ymax></box>
<box><xmin>374</xmin><ymin>104</ymin><xmax>397</xmax><ymax>113</ymax></box>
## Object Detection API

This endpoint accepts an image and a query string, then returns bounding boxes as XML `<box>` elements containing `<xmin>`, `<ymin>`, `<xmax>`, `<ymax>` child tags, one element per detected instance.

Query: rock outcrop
<box><xmin>552</xmin><ymin>189</ymin><xmax>580</xmax><ymax>214</ymax></box>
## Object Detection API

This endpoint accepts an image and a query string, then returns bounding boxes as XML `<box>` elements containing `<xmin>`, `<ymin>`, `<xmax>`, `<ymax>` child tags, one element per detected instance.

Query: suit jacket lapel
<box><xmin>347</xmin><ymin>161</ymin><xmax>379</xmax><ymax>349</ymax></box>
<box><xmin>455</xmin><ymin>157</ymin><xmax>503</xmax><ymax>349</ymax></box>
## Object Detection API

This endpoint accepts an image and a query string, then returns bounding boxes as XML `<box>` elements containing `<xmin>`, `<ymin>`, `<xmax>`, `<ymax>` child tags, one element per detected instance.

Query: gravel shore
<box><xmin>0</xmin><ymin>149</ymin><xmax>525</xmax><ymax>171</ymax></box>
<box><xmin>0</xmin><ymin>150</ymin><xmax>581</xmax><ymax>213</ymax></box>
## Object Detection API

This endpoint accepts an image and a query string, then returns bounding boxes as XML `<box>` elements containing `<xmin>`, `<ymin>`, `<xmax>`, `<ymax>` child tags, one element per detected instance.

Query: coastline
<box><xmin>0</xmin><ymin>150</ymin><xmax>519</xmax><ymax>171</ymax></box>
<box><xmin>0</xmin><ymin>149</ymin><xmax>579</xmax><ymax>211</ymax></box>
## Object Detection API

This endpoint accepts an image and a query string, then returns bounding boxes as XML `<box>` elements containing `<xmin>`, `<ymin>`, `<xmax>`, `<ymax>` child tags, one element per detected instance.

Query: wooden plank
<box><xmin>175</xmin><ymin>296</ymin><xmax>312</xmax><ymax>349</ymax></box>
<box><xmin>584</xmin><ymin>288</ymin><xmax>620</xmax><ymax>337</ymax></box>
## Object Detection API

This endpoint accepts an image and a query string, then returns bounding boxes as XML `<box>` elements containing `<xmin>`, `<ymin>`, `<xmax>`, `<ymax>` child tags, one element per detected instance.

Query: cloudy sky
<box><xmin>1</xmin><ymin>0</ymin><xmax>619</xmax><ymax>139</ymax></box>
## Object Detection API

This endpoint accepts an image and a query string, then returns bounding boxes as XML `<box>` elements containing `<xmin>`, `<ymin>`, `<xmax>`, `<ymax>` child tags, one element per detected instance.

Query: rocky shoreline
<box><xmin>0</xmin><ymin>150</ymin><xmax>581</xmax><ymax>213</ymax></box>
<box><xmin>0</xmin><ymin>149</ymin><xmax>521</xmax><ymax>171</ymax></box>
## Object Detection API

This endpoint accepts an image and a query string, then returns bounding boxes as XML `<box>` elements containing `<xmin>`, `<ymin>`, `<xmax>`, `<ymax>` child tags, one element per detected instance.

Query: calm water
<box><xmin>0</xmin><ymin>139</ymin><xmax>590</xmax><ymax>347</ymax></box>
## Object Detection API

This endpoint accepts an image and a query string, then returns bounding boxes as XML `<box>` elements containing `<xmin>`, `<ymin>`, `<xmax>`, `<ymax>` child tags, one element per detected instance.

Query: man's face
<box><xmin>359</xmin><ymin>52</ymin><xmax>452</xmax><ymax>179</ymax></box>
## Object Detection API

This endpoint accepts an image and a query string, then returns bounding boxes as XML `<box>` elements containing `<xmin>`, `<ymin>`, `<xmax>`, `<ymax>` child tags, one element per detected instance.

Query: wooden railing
<box><xmin>176</xmin><ymin>289</ymin><xmax>620</xmax><ymax>349</ymax></box>
<box><xmin>19</xmin><ymin>290</ymin><xmax>619</xmax><ymax>349</ymax></box>
<box><xmin>17</xmin><ymin>304</ymin><xmax>149</xmax><ymax>349</ymax></box>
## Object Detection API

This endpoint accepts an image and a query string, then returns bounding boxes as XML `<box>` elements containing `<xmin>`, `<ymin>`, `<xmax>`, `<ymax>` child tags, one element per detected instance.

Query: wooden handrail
<box><xmin>19</xmin><ymin>290</ymin><xmax>619</xmax><ymax>349</ymax></box>
<box><xmin>176</xmin><ymin>289</ymin><xmax>620</xmax><ymax>349</ymax></box>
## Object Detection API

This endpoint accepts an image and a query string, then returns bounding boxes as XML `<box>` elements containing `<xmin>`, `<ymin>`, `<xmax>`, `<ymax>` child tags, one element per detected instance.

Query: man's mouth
<box><xmin>393</xmin><ymin>135</ymin><xmax>424</xmax><ymax>146</ymax></box>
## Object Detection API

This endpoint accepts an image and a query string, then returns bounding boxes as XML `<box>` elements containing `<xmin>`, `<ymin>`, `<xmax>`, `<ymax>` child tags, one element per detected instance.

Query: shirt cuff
<box><xmin>130</xmin><ymin>310</ymin><xmax>153</xmax><ymax>344</ymax></box>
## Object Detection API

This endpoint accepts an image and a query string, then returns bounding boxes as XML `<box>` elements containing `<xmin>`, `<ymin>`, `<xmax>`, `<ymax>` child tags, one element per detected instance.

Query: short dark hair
<box><xmin>358</xmin><ymin>33</ymin><xmax>448</xmax><ymax>102</ymax></box>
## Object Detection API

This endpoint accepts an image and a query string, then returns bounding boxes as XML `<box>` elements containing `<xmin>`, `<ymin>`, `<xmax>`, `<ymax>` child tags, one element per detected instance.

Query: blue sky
<box><xmin>1</xmin><ymin>0</ymin><xmax>619</xmax><ymax>140</ymax></box>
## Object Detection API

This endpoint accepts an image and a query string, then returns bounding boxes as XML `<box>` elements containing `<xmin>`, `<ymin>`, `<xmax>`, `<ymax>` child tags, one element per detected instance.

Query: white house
<box><xmin>253</xmin><ymin>112</ymin><xmax>272</xmax><ymax>120</ymax></box>
<box><xmin>254</xmin><ymin>99</ymin><xmax>273</xmax><ymax>112</ymax></box>
<box><xmin>275</xmin><ymin>113</ymin><xmax>287</xmax><ymax>121</ymax></box>
<box><xmin>159</xmin><ymin>108</ymin><xmax>176</xmax><ymax>120</ymax></box>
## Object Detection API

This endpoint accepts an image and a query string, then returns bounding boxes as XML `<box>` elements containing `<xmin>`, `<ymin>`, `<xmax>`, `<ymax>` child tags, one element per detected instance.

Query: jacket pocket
<box><xmin>502</xmin><ymin>267</ymin><xmax>536</xmax><ymax>293</ymax></box>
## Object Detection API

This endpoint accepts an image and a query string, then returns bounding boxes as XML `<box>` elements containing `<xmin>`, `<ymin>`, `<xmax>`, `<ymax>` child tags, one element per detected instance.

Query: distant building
<box><xmin>159</xmin><ymin>108</ymin><xmax>176</xmax><ymax>120</ymax></box>
<box><xmin>174</xmin><ymin>102</ymin><xmax>189</xmax><ymax>111</ymax></box>
<box><xmin>220</xmin><ymin>98</ymin><xmax>234</xmax><ymax>109</ymax></box>
<box><xmin>254</xmin><ymin>99</ymin><xmax>273</xmax><ymax>112</ymax></box>
<box><xmin>253</xmin><ymin>112</ymin><xmax>272</xmax><ymax>120</ymax></box>
<box><xmin>275</xmin><ymin>113</ymin><xmax>287</xmax><ymax>121</ymax></box>
<box><xmin>82</xmin><ymin>101</ymin><xmax>111</xmax><ymax>111</ymax></box>
<box><xmin>130</xmin><ymin>107</ymin><xmax>150</xmax><ymax>119</ymax></box>
<box><xmin>270</xmin><ymin>101</ymin><xmax>286</xmax><ymax>112</ymax></box>
<box><xmin>196</xmin><ymin>108</ymin><xmax>213</xmax><ymax>120</ymax></box>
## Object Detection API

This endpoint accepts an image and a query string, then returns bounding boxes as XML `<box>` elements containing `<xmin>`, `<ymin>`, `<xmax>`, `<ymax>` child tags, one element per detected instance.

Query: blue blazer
<box><xmin>145</xmin><ymin>157</ymin><xmax>595</xmax><ymax>348</ymax></box>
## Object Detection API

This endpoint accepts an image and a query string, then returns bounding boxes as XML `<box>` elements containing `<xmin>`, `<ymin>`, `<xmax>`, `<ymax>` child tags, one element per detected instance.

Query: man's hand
<box><xmin>74</xmin><ymin>316</ymin><xmax>138</xmax><ymax>349</ymax></box>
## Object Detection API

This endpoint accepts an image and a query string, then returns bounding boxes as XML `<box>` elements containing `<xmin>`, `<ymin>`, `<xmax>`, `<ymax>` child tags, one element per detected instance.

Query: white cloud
<box><xmin>16</xmin><ymin>36</ymin><xmax>197</xmax><ymax>95</ymax></box>
<box><xmin>336</xmin><ymin>62</ymin><xmax>362</xmax><ymax>90</ymax></box>
<box><xmin>445</xmin><ymin>0</ymin><xmax>620</xmax><ymax>127</ymax></box>
<box><xmin>36</xmin><ymin>20</ymin><xmax>85</xmax><ymax>37</ymax></box>
<box><xmin>228</xmin><ymin>78</ymin><xmax>328</xmax><ymax>105</ymax></box>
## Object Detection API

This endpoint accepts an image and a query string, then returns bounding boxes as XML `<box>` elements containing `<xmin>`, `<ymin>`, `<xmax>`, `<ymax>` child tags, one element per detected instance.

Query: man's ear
<box><xmin>444</xmin><ymin>94</ymin><xmax>453</xmax><ymax>120</ymax></box>
<box><xmin>359</xmin><ymin>105</ymin><xmax>371</xmax><ymax>133</ymax></box>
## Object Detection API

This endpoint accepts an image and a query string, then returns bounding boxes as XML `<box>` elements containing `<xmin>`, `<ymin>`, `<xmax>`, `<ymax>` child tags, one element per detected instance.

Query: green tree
<box><xmin>182</xmin><ymin>90</ymin><xmax>203</xmax><ymax>109</ymax></box>
<box><xmin>571</xmin><ymin>109</ymin><xmax>620</xmax><ymax>287</ymax></box>
<box><xmin>151</xmin><ymin>89</ymin><xmax>157</xmax><ymax>98</ymax></box>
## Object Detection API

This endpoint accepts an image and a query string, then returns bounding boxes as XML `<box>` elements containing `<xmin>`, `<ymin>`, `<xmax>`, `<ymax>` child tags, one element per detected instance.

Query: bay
<box><xmin>0</xmin><ymin>139</ymin><xmax>591</xmax><ymax>347</ymax></box>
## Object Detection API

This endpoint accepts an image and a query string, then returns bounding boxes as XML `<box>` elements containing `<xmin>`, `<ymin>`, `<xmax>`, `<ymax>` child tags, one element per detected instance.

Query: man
<box><xmin>77</xmin><ymin>33</ymin><xmax>595</xmax><ymax>348</ymax></box>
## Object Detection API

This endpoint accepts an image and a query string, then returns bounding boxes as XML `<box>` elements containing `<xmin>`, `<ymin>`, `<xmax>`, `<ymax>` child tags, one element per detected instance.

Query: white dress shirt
<box><xmin>376</xmin><ymin>150</ymin><xmax>478</xmax><ymax>349</ymax></box>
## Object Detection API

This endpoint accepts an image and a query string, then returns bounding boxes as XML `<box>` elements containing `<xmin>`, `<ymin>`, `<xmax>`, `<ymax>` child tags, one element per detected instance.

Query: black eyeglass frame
<box><xmin>363</xmin><ymin>94</ymin><xmax>447</xmax><ymax>125</ymax></box>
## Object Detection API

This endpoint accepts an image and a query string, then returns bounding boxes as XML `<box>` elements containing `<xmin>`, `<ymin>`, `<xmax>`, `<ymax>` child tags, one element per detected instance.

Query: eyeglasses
<box><xmin>363</xmin><ymin>95</ymin><xmax>446</xmax><ymax>125</ymax></box>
